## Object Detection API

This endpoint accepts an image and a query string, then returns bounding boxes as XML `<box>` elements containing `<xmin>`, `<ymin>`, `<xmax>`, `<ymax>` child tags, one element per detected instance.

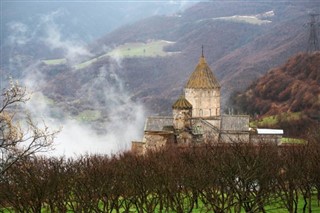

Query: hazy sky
<box><xmin>1</xmin><ymin>1</ymin><xmax>199</xmax><ymax>43</ymax></box>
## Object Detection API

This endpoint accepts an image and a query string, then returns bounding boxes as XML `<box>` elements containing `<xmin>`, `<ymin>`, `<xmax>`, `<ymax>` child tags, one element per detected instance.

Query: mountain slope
<box><xmin>1</xmin><ymin>1</ymin><xmax>197</xmax><ymax>73</ymax></box>
<box><xmin>21</xmin><ymin>1</ymin><xmax>319</xmax><ymax>117</ymax></box>
<box><xmin>231</xmin><ymin>52</ymin><xmax>320</xmax><ymax>120</ymax></box>
<box><xmin>86</xmin><ymin>1</ymin><xmax>312</xmax><ymax>114</ymax></box>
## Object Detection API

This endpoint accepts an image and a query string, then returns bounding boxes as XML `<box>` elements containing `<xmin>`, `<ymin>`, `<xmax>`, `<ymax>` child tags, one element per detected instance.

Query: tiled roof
<box><xmin>144</xmin><ymin>116</ymin><xmax>173</xmax><ymax>131</ymax></box>
<box><xmin>172</xmin><ymin>95</ymin><xmax>192</xmax><ymax>109</ymax></box>
<box><xmin>221</xmin><ymin>115</ymin><xmax>249</xmax><ymax>131</ymax></box>
<box><xmin>185</xmin><ymin>56</ymin><xmax>220</xmax><ymax>89</ymax></box>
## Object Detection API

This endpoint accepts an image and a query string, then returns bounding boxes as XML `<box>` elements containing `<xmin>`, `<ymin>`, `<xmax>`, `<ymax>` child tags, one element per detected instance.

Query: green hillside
<box><xmin>42</xmin><ymin>40</ymin><xmax>177</xmax><ymax>70</ymax></box>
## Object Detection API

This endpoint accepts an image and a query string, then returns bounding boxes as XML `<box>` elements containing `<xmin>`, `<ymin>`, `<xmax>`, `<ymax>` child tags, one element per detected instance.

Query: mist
<box><xmin>2</xmin><ymin>1</ymin><xmax>198</xmax><ymax>45</ymax></box>
<box><xmin>24</xmin><ymin>78</ymin><xmax>146</xmax><ymax>157</ymax></box>
<box><xmin>4</xmin><ymin>7</ymin><xmax>147</xmax><ymax>157</ymax></box>
<box><xmin>2</xmin><ymin>1</ymin><xmax>202</xmax><ymax>157</ymax></box>
<box><xmin>22</xmin><ymin>60</ymin><xmax>146</xmax><ymax>157</ymax></box>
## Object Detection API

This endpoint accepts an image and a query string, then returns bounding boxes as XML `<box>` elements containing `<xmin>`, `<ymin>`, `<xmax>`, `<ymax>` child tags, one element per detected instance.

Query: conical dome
<box><xmin>172</xmin><ymin>95</ymin><xmax>192</xmax><ymax>109</ymax></box>
<box><xmin>185</xmin><ymin>55</ymin><xmax>220</xmax><ymax>89</ymax></box>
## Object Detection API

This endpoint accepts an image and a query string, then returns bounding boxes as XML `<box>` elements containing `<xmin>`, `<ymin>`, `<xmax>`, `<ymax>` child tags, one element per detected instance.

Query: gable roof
<box><xmin>185</xmin><ymin>55</ymin><xmax>220</xmax><ymax>89</ymax></box>
<box><xmin>144</xmin><ymin>116</ymin><xmax>173</xmax><ymax>131</ymax></box>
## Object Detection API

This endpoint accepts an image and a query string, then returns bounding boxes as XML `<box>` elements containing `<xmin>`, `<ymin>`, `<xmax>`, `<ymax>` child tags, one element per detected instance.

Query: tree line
<box><xmin>1</xmin><ymin>130</ymin><xmax>320</xmax><ymax>213</ymax></box>
<box><xmin>1</xmin><ymin>80</ymin><xmax>320</xmax><ymax>213</ymax></box>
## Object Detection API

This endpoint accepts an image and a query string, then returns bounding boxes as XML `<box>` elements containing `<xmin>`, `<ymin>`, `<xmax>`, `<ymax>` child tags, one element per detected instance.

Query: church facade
<box><xmin>132</xmin><ymin>54</ymin><xmax>283</xmax><ymax>154</ymax></box>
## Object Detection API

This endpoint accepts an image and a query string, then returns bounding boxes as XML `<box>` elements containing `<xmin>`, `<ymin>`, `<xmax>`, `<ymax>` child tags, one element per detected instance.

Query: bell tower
<box><xmin>172</xmin><ymin>95</ymin><xmax>193</xmax><ymax>130</ymax></box>
<box><xmin>172</xmin><ymin>95</ymin><xmax>193</xmax><ymax>144</ymax></box>
<box><xmin>184</xmin><ymin>51</ymin><xmax>221</xmax><ymax>118</ymax></box>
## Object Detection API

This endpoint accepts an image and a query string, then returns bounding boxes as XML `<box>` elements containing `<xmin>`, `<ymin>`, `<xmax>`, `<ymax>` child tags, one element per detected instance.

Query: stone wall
<box><xmin>191</xmin><ymin>119</ymin><xmax>220</xmax><ymax>143</ymax></box>
<box><xmin>185</xmin><ymin>88</ymin><xmax>220</xmax><ymax>117</ymax></box>
<box><xmin>250</xmin><ymin>134</ymin><xmax>282</xmax><ymax>145</ymax></box>
<box><xmin>144</xmin><ymin>131</ymin><xmax>175</xmax><ymax>150</ymax></box>
<box><xmin>220</xmin><ymin>132</ymin><xmax>250</xmax><ymax>143</ymax></box>
<box><xmin>131</xmin><ymin>141</ymin><xmax>145</xmax><ymax>155</ymax></box>
<box><xmin>206</xmin><ymin>117</ymin><xmax>221</xmax><ymax>129</ymax></box>
<box><xmin>221</xmin><ymin>115</ymin><xmax>249</xmax><ymax>131</ymax></box>
<box><xmin>173</xmin><ymin>109</ymin><xmax>192</xmax><ymax>130</ymax></box>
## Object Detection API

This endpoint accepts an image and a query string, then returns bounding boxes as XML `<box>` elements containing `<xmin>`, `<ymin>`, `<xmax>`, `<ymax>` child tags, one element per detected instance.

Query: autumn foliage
<box><xmin>231</xmin><ymin>52</ymin><xmax>320</xmax><ymax>118</ymax></box>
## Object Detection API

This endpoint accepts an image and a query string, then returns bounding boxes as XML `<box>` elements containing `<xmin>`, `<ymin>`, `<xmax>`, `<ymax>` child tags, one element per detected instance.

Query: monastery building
<box><xmin>132</xmin><ymin>52</ymin><xmax>283</xmax><ymax>154</ymax></box>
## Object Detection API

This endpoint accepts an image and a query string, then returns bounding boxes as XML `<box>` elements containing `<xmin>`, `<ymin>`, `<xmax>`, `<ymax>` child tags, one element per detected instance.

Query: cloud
<box><xmin>39</xmin><ymin>9</ymin><xmax>93</xmax><ymax>63</ymax></box>
<box><xmin>6</xmin><ymin>22</ymin><xmax>30</xmax><ymax>45</ymax></box>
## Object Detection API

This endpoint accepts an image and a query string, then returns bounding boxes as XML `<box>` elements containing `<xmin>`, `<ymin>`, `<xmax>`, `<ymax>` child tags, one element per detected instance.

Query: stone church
<box><xmin>132</xmin><ymin>53</ymin><xmax>283</xmax><ymax>154</ymax></box>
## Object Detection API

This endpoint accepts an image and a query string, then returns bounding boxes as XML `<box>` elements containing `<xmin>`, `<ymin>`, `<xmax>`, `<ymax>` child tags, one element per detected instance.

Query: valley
<box><xmin>1</xmin><ymin>2</ymin><xmax>319</xmax><ymax>212</ymax></box>
<box><xmin>2</xmin><ymin>1</ymin><xmax>319</xmax><ymax>139</ymax></box>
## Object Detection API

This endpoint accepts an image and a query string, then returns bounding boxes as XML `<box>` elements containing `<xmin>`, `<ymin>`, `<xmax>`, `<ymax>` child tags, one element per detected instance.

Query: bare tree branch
<box><xmin>0</xmin><ymin>80</ymin><xmax>58</xmax><ymax>178</ymax></box>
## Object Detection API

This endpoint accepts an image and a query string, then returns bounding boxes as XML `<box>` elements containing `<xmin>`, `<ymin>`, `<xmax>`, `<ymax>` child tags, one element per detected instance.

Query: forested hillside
<box><xmin>232</xmin><ymin>52</ymin><xmax>320</xmax><ymax>117</ymax></box>
<box><xmin>230</xmin><ymin>52</ymin><xmax>320</xmax><ymax>136</ymax></box>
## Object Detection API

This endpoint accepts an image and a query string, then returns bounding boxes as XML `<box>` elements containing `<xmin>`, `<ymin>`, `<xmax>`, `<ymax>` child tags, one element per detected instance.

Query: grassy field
<box><xmin>281</xmin><ymin>137</ymin><xmax>306</xmax><ymax>144</ymax></box>
<box><xmin>42</xmin><ymin>40</ymin><xmax>176</xmax><ymax>70</ymax></box>
<box><xmin>74</xmin><ymin>40</ymin><xmax>176</xmax><ymax>70</ymax></box>
<box><xmin>263</xmin><ymin>195</ymin><xmax>320</xmax><ymax>213</ymax></box>
<box><xmin>75</xmin><ymin>110</ymin><xmax>101</xmax><ymax>122</ymax></box>
<box><xmin>213</xmin><ymin>15</ymin><xmax>271</xmax><ymax>25</ymax></box>
<box><xmin>2</xmin><ymin>195</ymin><xmax>319</xmax><ymax>213</ymax></box>
<box><xmin>250</xmin><ymin>112</ymin><xmax>301</xmax><ymax>128</ymax></box>
<box><xmin>41</xmin><ymin>58</ymin><xmax>67</xmax><ymax>65</ymax></box>
<box><xmin>108</xmin><ymin>40</ymin><xmax>175</xmax><ymax>57</ymax></box>
<box><xmin>250</xmin><ymin>115</ymin><xmax>278</xmax><ymax>127</ymax></box>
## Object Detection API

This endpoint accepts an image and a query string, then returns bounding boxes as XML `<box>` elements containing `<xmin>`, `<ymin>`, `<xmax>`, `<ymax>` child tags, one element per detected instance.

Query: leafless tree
<box><xmin>198</xmin><ymin>144</ymin><xmax>236</xmax><ymax>213</ymax></box>
<box><xmin>45</xmin><ymin>157</ymin><xmax>72</xmax><ymax>213</ymax></box>
<box><xmin>166</xmin><ymin>148</ymin><xmax>198</xmax><ymax>213</ymax></box>
<box><xmin>0</xmin><ymin>119</ymin><xmax>319</xmax><ymax>212</ymax></box>
<box><xmin>276</xmin><ymin>145</ymin><xmax>301</xmax><ymax>213</ymax></box>
<box><xmin>1</xmin><ymin>157</ymin><xmax>49</xmax><ymax>213</ymax></box>
<box><xmin>227</xmin><ymin>142</ymin><xmax>280</xmax><ymax>213</ymax></box>
<box><xmin>0</xmin><ymin>79</ymin><xmax>58</xmax><ymax>178</ymax></box>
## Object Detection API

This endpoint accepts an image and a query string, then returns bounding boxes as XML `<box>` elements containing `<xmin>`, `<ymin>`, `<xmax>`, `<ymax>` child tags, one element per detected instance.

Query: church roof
<box><xmin>144</xmin><ymin>116</ymin><xmax>173</xmax><ymax>131</ymax></box>
<box><xmin>185</xmin><ymin>55</ymin><xmax>220</xmax><ymax>89</ymax></box>
<box><xmin>172</xmin><ymin>95</ymin><xmax>192</xmax><ymax>109</ymax></box>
